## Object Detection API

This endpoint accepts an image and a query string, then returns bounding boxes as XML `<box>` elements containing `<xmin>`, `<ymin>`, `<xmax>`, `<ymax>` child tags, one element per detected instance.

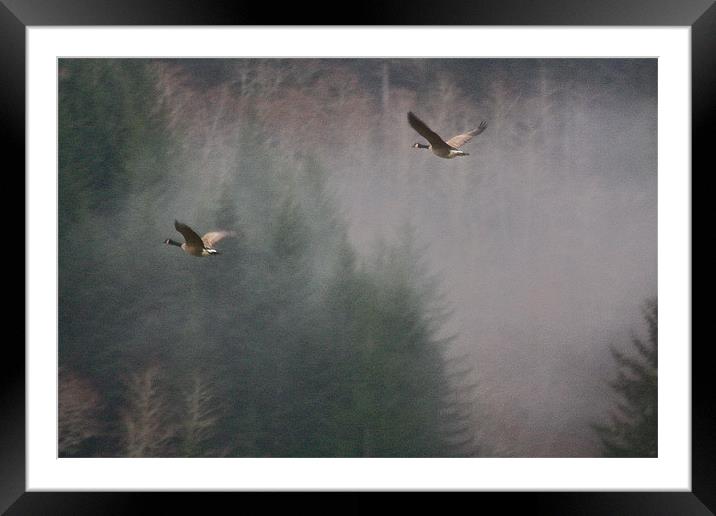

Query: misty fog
<box><xmin>58</xmin><ymin>58</ymin><xmax>656</xmax><ymax>457</ymax></box>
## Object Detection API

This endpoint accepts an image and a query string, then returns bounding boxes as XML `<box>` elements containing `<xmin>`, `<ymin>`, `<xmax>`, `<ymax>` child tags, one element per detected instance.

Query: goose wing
<box><xmin>202</xmin><ymin>230</ymin><xmax>237</xmax><ymax>248</ymax></box>
<box><xmin>407</xmin><ymin>112</ymin><xmax>450</xmax><ymax>150</ymax></box>
<box><xmin>446</xmin><ymin>121</ymin><xmax>488</xmax><ymax>149</ymax></box>
<box><xmin>174</xmin><ymin>220</ymin><xmax>204</xmax><ymax>248</ymax></box>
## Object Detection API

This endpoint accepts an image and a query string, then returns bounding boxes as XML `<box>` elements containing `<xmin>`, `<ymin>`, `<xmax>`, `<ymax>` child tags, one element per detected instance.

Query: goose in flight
<box><xmin>408</xmin><ymin>111</ymin><xmax>487</xmax><ymax>159</ymax></box>
<box><xmin>164</xmin><ymin>220</ymin><xmax>237</xmax><ymax>257</ymax></box>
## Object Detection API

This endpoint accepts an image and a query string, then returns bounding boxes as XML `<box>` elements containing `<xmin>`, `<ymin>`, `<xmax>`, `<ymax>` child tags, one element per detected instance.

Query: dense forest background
<box><xmin>58</xmin><ymin>58</ymin><xmax>657</xmax><ymax>457</ymax></box>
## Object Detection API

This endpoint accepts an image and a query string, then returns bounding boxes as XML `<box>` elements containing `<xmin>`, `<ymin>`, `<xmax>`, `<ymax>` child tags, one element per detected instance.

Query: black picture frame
<box><xmin>6</xmin><ymin>1</ymin><xmax>708</xmax><ymax>513</ymax></box>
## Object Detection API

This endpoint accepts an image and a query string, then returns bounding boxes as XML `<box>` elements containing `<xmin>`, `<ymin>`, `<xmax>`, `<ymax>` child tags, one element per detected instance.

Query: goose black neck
<box><xmin>165</xmin><ymin>239</ymin><xmax>182</xmax><ymax>247</ymax></box>
<box><xmin>415</xmin><ymin>143</ymin><xmax>429</xmax><ymax>149</ymax></box>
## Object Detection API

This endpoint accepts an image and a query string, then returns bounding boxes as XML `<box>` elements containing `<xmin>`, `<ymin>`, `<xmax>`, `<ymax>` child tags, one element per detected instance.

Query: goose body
<box><xmin>164</xmin><ymin>220</ymin><xmax>236</xmax><ymax>257</ymax></box>
<box><xmin>408</xmin><ymin>111</ymin><xmax>487</xmax><ymax>159</ymax></box>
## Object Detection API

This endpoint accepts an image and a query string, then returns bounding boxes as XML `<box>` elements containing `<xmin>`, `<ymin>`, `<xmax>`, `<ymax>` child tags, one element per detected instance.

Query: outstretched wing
<box><xmin>174</xmin><ymin>220</ymin><xmax>204</xmax><ymax>248</ymax></box>
<box><xmin>446</xmin><ymin>121</ymin><xmax>488</xmax><ymax>149</ymax></box>
<box><xmin>202</xmin><ymin>230</ymin><xmax>237</xmax><ymax>248</ymax></box>
<box><xmin>407</xmin><ymin>112</ymin><xmax>450</xmax><ymax>150</ymax></box>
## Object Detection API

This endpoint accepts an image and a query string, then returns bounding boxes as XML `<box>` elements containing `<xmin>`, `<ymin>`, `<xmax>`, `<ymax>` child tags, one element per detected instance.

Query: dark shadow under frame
<box><xmin>4</xmin><ymin>0</ymin><xmax>710</xmax><ymax>513</ymax></box>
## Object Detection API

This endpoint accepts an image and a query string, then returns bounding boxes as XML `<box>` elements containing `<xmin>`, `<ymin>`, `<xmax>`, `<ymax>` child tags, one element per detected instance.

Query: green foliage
<box><xmin>592</xmin><ymin>298</ymin><xmax>657</xmax><ymax>457</ymax></box>
<box><xmin>315</xmin><ymin>228</ymin><xmax>452</xmax><ymax>457</ymax></box>
<box><xmin>59</xmin><ymin>59</ymin><xmax>171</xmax><ymax>227</ymax></box>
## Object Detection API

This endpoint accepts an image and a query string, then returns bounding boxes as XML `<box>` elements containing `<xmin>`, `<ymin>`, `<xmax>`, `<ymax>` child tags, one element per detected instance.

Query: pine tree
<box><xmin>181</xmin><ymin>373</ymin><xmax>220</xmax><ymax>457</ymax></box>
<box><xmin>593</xmin><ymin>298</ymin><xmax>657</xmax><ymax>457</ymax></box>
<box><xmin>121</xmin><ymin>366</ymin><xmax>176</xmax><ymax>457</ymax></box>
<box><xmin>58</xmin><ymin>59</ymin><xmax>174</xmax><ymax>380</ymax></box>
<box><xmin>345</xmin><ymin>228</ymin><xmax>453</xmax><ymax>457</ymax></box>
<box><xmin>58</xmin><ymin>368</ymin><xmax>103</xmax><ymax>457</ymax></box>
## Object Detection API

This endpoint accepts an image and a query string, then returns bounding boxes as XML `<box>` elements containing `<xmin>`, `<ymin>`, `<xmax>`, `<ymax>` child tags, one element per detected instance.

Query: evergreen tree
<box><xmin>593</xmin><ymin>298</ymin><xmax>657</xmax><ymax>457</ymax></box>
<box><xmin>121</xmin><ymin>366</ymin><xmax>176</xmax><ymax>457</ymax></box>
<box><xmin>58</xmin><ymin>59</ymin><xmax>176</xmax><ymax>428</ymax></box>
<box><xmin>342</xmin><ymin>228</ymin><xmax>453</xmax><ymax>457</ymax></box>
<box><xmin>181</xmin><ymin>374</ymin><xmax>220</xmax><ymax>457</ymax></box>
<box><xmin>58</xmin><ymin>368</ymin><xmax>103</xmax><ymax>457</ymax></box>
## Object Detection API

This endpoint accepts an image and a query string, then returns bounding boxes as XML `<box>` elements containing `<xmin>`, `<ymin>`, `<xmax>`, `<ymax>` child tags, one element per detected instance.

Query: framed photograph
<box><xmin>8</xmin><ymin>0</ymin><xmax>708</xmax><ymax>512</ymax></box>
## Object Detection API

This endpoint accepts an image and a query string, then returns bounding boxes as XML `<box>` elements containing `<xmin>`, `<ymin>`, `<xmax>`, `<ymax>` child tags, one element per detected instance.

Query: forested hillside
<box><xmin>58</xmin><ymin>58</ymin><xmax>657</xmax><ymax>457</ymax></box>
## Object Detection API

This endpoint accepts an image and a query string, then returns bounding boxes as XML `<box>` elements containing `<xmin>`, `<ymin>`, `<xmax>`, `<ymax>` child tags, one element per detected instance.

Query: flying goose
<box><xmin>164</xmin><ymin>220</ymin><xmax>237</xmax><ymax>257</ymax></box>
<box><xmin>408</xmin><ymin>111</ymin><xmax>487</xmax><ymax>159</ymax></box>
